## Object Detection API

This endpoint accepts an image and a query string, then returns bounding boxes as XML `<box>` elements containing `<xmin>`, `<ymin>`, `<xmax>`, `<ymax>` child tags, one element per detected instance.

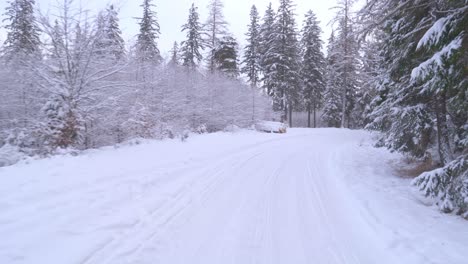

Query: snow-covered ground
<box><xmin>0</xmin><ymin>129</ymin><xmax>466</xmax><ymax>264</ymax></box>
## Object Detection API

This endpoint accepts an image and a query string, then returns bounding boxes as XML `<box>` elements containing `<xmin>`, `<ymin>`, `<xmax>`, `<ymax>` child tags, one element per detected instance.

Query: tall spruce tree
<box><xmin>269</xmin><ymin>0</ymin><xmax>302</xmax><ymax>126</ymax></box>
<box><xmin>205</xmin><ymin>0</ymin><xmax>228</xmax><ymax>73</ymax></box>
<box><xmin>332</xmin><ymin>0</ymin><xmax>361</xmax><ymax>128</ymax></box>
<box><xmin>300</xmin><ymin>10</ymin><xmax>325</xmax><ymax>128</ymax></box>
<box><xmin>2</xmin><ymin>0</ymin><xmax>41</xmax><ymax>61</ymax></box>
<box><xmin>241</xmin><ymin>5</ymin><xmax>261</xmax><ymax>88</ymax></box>
<box><xmin>95</xmin><ymin>5</ymin><xmax>125</xmax><ymax>61</ymax></box>
<box><xmin>135</xmin><ymin>0</ymin><xmax>161</xmax><ymax>64</ymax></box>
<box><xmin>169</xmin><ymin>41</ymin><xmax>180</xmax><ymax>66</ymax></box>
<box><xmin>322</xmin><ymin>32</ymin><xmax>343</xmax><ymax>128</ymax></box>
<box><xmin>259</xmin><ymin>3</ymin><xmax>276</xmax><ymax>96</ymax></box>
<box><xmin>181</xmin><ymin>3</ymin><xmax>204</xmax><ymax>69</ymax></box>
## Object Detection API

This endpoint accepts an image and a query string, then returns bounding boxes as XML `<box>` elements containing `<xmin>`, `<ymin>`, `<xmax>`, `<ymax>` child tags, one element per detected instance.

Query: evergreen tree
<box><xmin>104</xmin><ymin>5</ymin><xmax>126</xmax><ymax>60</ymax></box>
<box><xmin>135</xmin><ymin>0</ymin><xmax>161</xmax><ymax>64</ymax></box>
<box><xmin>332</xmin><ymin>0</ymin><xmax>361</xmax><ymax>128</ymax></box>
<box><xmin>268</xmin><ymin>0</ymin><xmax>302</xmax><ymax>126</ymax></box>
<box><xmin>169</xmin><ymin>41</ymin><xmax>180</xmax><ymax>66</ymax></box>
<box><xmin>95</xmin><ymin>5</ymin><xmax>126</xmax><ymax>61</ymax></box>
<box><xmin>322</xmin><ymin>32</ymin><xmax>342</xmax><ymax>128</ymax></box>
<box><xmin>205</xmin><ymin>0</ymin><xmax>229</xmax><ymax>73</ymax></box>
<box><xmin>241</xmin><ymin>5</ymin><xmax>261</xmax><ymax>88</ymax></box>
<box><xmin>214</xmin><ymin>36</ymin><xmax>239</xmax><ymax>78</ymax></box>
<box><xmin>300</xmin><ymin>10</ymin><xmax>325</xmax><ymax>128</ymax></box>
<box><xmin>181</xmin><ymin>3</ymin><xmax>204</xmax><ymax>69</ymax></box>
<box><xmin>361</xmin><ymin>0</ymin><xmax>468</xmax><ymax>216</ymax></box>
<box><xmin>1</xmin><ymin>0</ymin><xmax>41</xmax><ymax>61</ymax></box>
<box><xmin>259</xmin><ymin>3</ymin><xmax>276</xmax><ymax>96</ymax></box>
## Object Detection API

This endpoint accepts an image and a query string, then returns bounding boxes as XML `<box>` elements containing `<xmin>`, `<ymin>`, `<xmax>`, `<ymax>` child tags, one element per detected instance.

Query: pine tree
<box><xmin>300</xmin><ymin>10</ymin><xmax>325</xmax><ymax>128</ymax></box>
<box><xmin>135</xmin><ymin>0</ymin><xmax>161</xmax><ymax>64</ymax></box>
<box><xmin>268</xmin><ymin>0</ymin><xmax>302</xmax><ymax>126</ymax></box>
<box><xmin>104</xmin><ymin>5</ymin><xmax>126</xmax><ymax>60</ymax></box>
<box><xmin>332</xmin><ymin>0</ymin><xmax>361</xmax><ymax>128</ymax></box>
<box><xmin>259</xmin><ymin>3</ymin><xmax>276</xmax><ymax>96</ymax></box>
<box><xmin>214</xmin><ymin>36</ymin><xmax>239</xmax><ymax>78</ymax></box>
<box><xmin>94</xmin><ymin>5</ymin><xmax>126</xmax><ymax>61</ymax></box>
<box><xmin>322</xmin><ymin>32</ymin><xmax>342</xmax><ymax>128</ymax></box>
<box><xmin>361</xmin><ymin>0</ymin><xmax>468</xmax><ymax>216</ymax></box>
<box><xmin>169</xmin><ymin>41</ymin><xmax>180</xmax><ymax>66</ymax></box>
<box><xmin>205</xmin><ymin>0</ymin><xmax>228</xmax><ymax>73</ymax></box>
<box><xmin>1</xmin><ymin>0</ymin><xmax>41</xmax><ymax>61</ymax></box>
<box><xmin>181</xmin><ymin>3</ymin><xmax>204</xmax><ymax>69</ymax></box>
<box><xmin>241</xmin><ymin>5</ymin><xmax>261</xmax><ymax>88</ymax></box>
<box><xmin>1</xmin><ymin>0</ymin><xmax>42</xmax><ymax>132</ymax></box>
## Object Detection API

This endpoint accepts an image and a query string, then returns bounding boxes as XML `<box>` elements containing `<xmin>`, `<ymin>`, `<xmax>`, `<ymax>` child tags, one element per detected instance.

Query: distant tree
<box><xmin>95</xmin><ymin>5</ymin><xmax>126</xmax><ymax>61</ymax></box>
<box><xmin>214</xmin><ymin>36</ymin><xmax>239</xmax><ymax>78</ymax></box>
<box><xmin>268</xmin><ymin>0</ymin><xmax>302</xmax><ymax>126</ymax></box>
<box><xmin>169</xmin><ymin>41</ymin><xmax>180</xmax><ymax>66</ymax></box>
<box><xmin>181</xmin><ymin>3</ymin><xmax>204</xmax><ymax>69</ymax></box>
<box><xmin>300</xmin><ymin>10</ymin><xmax>325</xmax><ymax>128</ymax></box>
<box><xmin>328</xmin><ymin>0</ymin><xmax>361</xmax><ymax>128</ymax></box>
<box><xmin>242</xmin><ymin>5</ymin><xmax>261</xmax><ymax>88</ymax></box>
<box><xmin>1</xmin><ymin>0</ymin><xmax>41</xmax><ymax>61</ymax></box>
<box><xmin>0</xmin><ymin>0</ymin><xmax>42</xmax><ymax>133</ymax></box>
<box><xmin>204</xmin><ymin>0</ymin><xmax>228</xmax><ymax>73</ymax></box>
<box><xmin>322</xmin><ymin>32</ymin><xmax>342</xmax><ymax>128</ymax></box>
<box><xmin>259</xmin><ymin>3</ymin><xmax>276</xmax><ymax>96</ymax></box>
<box><xmin>135</xmin><ymin>0</ymin><xmax>161</xmax><ymax>64</ymax></box>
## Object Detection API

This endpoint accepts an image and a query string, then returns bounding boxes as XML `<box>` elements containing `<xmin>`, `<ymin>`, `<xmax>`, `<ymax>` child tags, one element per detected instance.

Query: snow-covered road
<box><xmin>0</xmin><ymin>129</ymin><xmax>466</xmax><ymax>264</ymax></box>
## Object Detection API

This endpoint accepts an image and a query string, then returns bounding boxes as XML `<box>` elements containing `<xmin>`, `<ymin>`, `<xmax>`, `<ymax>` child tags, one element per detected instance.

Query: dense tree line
<box><xmin>0</xmin><ymin>0</ymin><xmax>274</xmax><ymax>158</ymax></box>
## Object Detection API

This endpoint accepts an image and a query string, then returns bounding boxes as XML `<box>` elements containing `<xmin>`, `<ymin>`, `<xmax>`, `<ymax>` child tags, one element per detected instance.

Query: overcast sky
<box><xmin>0</xmin><ymin>0</ymin><xmax>342</xmax><ymax>57</ymax></box>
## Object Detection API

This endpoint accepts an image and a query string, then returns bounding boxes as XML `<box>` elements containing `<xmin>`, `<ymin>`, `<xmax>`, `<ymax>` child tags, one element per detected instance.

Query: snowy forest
<box><xmin>0</xmin><ymin>0</ymin><xmax>467</xmax><ymax>217</ymax></box>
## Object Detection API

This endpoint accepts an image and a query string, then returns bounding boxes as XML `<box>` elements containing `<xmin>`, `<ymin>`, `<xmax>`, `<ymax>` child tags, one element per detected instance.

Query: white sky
<box><xmin>0</xmin><ymin>0</ymin><xmax>341</xmax><ymax>57</ymax></box>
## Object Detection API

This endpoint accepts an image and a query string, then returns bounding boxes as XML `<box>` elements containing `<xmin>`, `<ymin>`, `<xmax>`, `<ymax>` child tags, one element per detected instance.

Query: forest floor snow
<box><xmin>0</xmin><ymin>128</ymin><xmax>466</xmax><ymax>264</ymax></box>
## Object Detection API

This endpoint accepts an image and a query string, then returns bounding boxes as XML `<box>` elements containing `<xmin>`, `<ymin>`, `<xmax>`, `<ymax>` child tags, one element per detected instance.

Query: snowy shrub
<box><xmin>412</xmin><ymin>155</ymin><xmax>468</xmax><ymax>216</ymax></box>
<box><xmin>0</xmin><ymin>144</ymin><xmax>29</xmax><ymax>167</ymax></box>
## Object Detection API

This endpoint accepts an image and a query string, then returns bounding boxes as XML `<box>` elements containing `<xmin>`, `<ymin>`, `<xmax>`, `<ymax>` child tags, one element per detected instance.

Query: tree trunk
<box><xmin>307</xmin><ymin>103</ymin><xmax>311</xmax><ymax>128</ymax></box>
<box><xmin>313</xmin><ymin>103</ymin><xmax>317</xmax><ymax>128</ymax></box>
<box><xmin>289</xmin><ymin>104</ymin><xmax>293</xmax><ymax>128</ymax></box>
<box><xmin>435</xmin><ymin>92</ymin><xmax>454</xmax><ymax>166</ymax></box>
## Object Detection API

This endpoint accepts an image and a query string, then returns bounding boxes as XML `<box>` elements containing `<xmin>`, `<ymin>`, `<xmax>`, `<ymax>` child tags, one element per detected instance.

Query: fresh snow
<box><xmin>411</xmin><ymin>36</ymin><xmax>463</xmax><ymax>82</ymax></box>
<box><xmin>0</xmin><ymin>129</ymin><xmax>466</xmax><ymax>264</ymax></box>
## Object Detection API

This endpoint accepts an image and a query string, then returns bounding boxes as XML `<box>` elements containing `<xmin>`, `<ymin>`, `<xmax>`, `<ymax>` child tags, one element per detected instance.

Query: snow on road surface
<box><xmin>0</xmin><ymin>129</ymin><xmax>466</xmax><ymax>264</ymax></box>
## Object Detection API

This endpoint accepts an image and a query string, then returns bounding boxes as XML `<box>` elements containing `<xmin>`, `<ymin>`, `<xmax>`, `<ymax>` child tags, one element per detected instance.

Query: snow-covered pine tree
<box><xmin>0</xmin><ymin>0</ymin><xmax>42</xmax><ymax>140</ymax></box>
<box><xmin>181</xmin><ymin>3</ymin><xmax>204</xmax><ymax>69</ymax></box>
<box><xmin>169</xmin><ymin>41</ymin><xmax>180</xmax><ymax>66</ymax></box>
<box><xmin>322</xmin><ymin>32</ymin><xmax>342</xmax><ymax>128</ymax></box>
<box><xmin>204</xmin><ymin>0</ymin><xmax>229</xmax><ymax>73</ymax></box>
<box><xmin>135</xmin><ymin>0</ymin><xmax>161</xmax><ymax>64</ymax></box>
<box><xmin>269</xmin><ymin>0</ymin><xmax>302</xmax><ymax>126</ymax></box>
<box><xmin>241</xmin><ymin>5</ymin><xmax>262</xmax><ymax>121</ymax></box>
<box><xmin>300</xmin><ymin>10</ymin><xmax>325</xmax><ymax>128</ymax></box>
<box><xmin>360</xmin><ymin>0</ymin><xmax>468</xmax><ymax>216</ymax></box>
<box><xmin>1</xmin><ymin>0</ymin><xmax>41</xmax><ymax>61</ymax></box>
<box><xmin>241</xmin><ymin>5</ymin><xmax>261</xmax><ymax>88</ymax></box>
<box><xmin>331</xmin><ymin>0</ymin><xmax>361</xmax><ymax>128</ymax></box>
<box><xmin>259</xmin><ymin>3</ymin><xmax>276</xmax><ymax>97</ymax></box>
<box><xmin>214</xmin><ymin>36</ymin><xmax>239</xmax><ymax>79</ymax></box>
<box><xmin>104</xmin><ymin>5</ymin><xmax>126</xmax><ymax>61</ymax></box>
<box><xmin>94</xmin><ymin>5</ymin><xmax>126</xmax><ymax>61</ymax></box>
<box><xmin>353</xmin><ymin>34</ymin><xmax>383</xmax><ymax>128</ymax></box>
